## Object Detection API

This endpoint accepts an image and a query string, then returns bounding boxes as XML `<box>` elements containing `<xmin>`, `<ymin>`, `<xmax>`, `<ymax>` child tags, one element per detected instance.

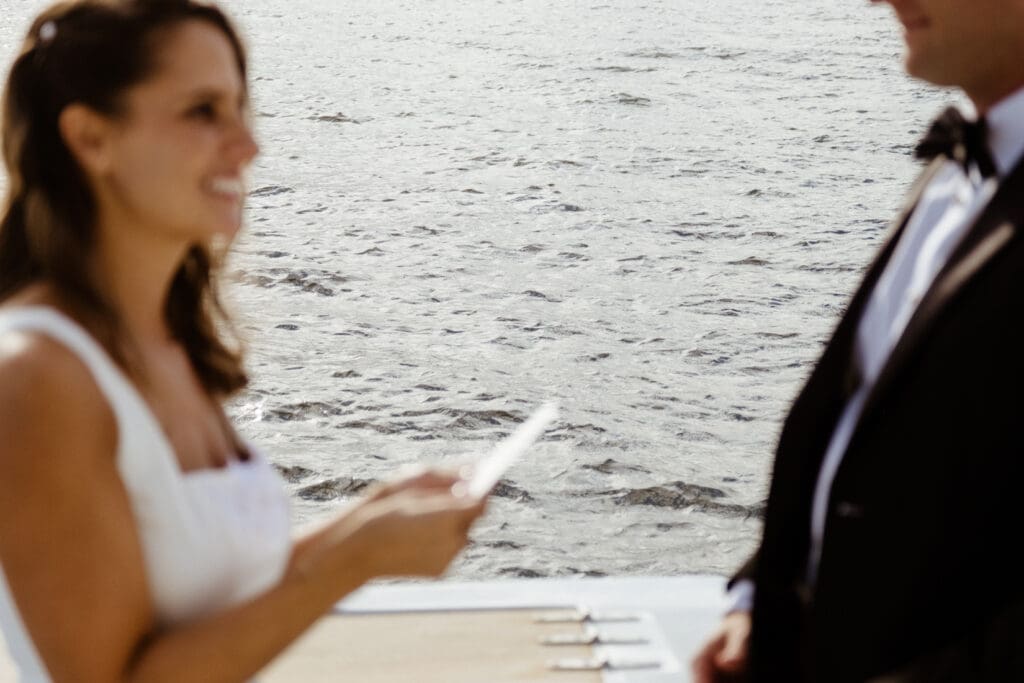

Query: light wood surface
<box><xmin>0</xmin><ymin>638</ymin><xmax>15</xmax><ymax>682</ymax></box>
<box><xmin>260</xmin><ymin>608</ymin><xmax>603</xmax><ymax>683</ymax></box>
<box><xmin>0</xmin><ymin>609</ymin><xmax>601</xmax><ymax>682</ymax></box>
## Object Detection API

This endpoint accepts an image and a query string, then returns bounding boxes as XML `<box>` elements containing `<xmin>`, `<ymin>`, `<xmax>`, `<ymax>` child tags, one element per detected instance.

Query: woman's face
<box><xmin>97</xmin><ymin>19</ymin><xmax>258</xmax><ymax>245</ymax></box>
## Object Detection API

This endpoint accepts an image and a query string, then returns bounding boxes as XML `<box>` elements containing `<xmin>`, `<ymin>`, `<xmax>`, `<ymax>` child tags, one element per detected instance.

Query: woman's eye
<box><xmin>188</xmin><ymin>103</ymin><xmax>217</xmax><ymax>120</ymax></box>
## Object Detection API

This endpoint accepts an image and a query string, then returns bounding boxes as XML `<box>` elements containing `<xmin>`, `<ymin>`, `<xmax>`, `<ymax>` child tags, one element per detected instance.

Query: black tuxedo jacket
<box><xmin>736</xmin><ymin>155</ymin><xmax>1024</xmax><ymax>683</ymax></box>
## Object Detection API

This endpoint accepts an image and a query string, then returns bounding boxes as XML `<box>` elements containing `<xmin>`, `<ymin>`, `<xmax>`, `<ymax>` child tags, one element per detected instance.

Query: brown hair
<box><xmin>0</xmin><ymin>0</ymin><xmax>249</xmax><ymax>395</ymax></box>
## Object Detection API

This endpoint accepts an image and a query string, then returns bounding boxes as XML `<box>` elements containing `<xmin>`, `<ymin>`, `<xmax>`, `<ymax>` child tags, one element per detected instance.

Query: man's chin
<box><xmin>903</xmin><ymin>51</ymin><xmax>958</xmax><ymax>88</ymax></box>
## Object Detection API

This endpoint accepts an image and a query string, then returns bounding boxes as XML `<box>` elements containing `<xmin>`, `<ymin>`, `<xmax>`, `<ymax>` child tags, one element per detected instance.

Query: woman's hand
<box><xmin>691</xmin><ymin>611</ymin><xmax>752</xmax><ymax>683</ymax></box>
<box><xmin>361</xmin><ymin>466</ymin><xmax>465</xmax><ymax>503</ymax></box>
<box><xmin>345</xmin><ymin>467</ymin><xmax>486</xmax><ymax>579</ymax></box>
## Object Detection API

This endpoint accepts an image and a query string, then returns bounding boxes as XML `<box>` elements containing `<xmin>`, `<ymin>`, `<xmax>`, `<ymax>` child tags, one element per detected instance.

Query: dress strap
<box><xmin>0</xmin><ymin>305</ymin><xmax>189</xmax><ymax>494</ymax></box>
<box><xmin>0</xmin><ymin>307</ymin><xmax>136</xmax><ymax>419</ymax></box>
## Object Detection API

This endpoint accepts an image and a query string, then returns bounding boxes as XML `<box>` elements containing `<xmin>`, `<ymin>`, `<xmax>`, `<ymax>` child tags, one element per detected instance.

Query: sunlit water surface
<box><xmin>1</xmin><ymin>0</ymin><xmax>953</xmax><ymax>579</ymax></box>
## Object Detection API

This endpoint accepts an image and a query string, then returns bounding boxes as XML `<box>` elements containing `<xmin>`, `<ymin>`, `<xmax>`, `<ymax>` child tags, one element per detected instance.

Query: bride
<box><xmin>0</xmin><ymin>1</ymin><xmax>485</xmax><ymax>680</ymax></box>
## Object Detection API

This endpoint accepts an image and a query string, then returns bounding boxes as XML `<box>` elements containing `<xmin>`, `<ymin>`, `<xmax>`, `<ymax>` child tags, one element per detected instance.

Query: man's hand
<box><xmin>691</xmin><ymin>611</ymin><xmax>752</xmax><ymax>682</ymax></box>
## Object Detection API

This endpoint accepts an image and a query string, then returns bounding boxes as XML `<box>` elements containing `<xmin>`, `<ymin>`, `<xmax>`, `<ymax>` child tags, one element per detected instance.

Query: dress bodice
<box><xmin>0</xmin><ymin>307</ymin><xmax>292</xmax><ymax>681</ymax></box>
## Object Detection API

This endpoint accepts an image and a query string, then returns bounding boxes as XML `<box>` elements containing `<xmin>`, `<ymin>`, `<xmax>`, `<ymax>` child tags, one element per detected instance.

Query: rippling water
<box><xmin>2</xmin><ymin>0</ymin><xmax>954</xmax><ymax>579</ymax></box>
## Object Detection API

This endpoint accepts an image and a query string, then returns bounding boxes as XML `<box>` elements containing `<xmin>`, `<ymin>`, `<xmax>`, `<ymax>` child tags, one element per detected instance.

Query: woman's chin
<box><xmin>209</xmin><ymin>223</ymin><xmax>242</xmax><ymax>250</ymax></box>
<box><xmin>207</xmin><ymin>210</ymin><xmax>245</xmax><ymax>241</ymax></box>
<box><xmin>184</xmin><ymin>219</ymin><xmax>242</xmax><ymax>252</ymax></box>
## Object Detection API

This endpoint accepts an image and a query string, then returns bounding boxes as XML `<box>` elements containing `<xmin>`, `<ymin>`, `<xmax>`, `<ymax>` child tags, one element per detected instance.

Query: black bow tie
<box><xmin>914</xmin><ymin>106</ymin><xmax>997</xmax><ymax>179</ymax></box>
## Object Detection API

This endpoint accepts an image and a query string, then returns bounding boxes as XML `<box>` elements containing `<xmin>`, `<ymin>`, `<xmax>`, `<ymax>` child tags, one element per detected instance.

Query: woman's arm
<box><xmin>0</xmin><ymin>334</ymin><xmax>483</xmax><ymax>683</ymax></box>
<box><xmin>0</xmin><ymin>334</ymin><xmax>152</xmax><ymax>682</ymax></box>
<box><xmin>127</xmin><ymin>491</ymin><xmax>482</xmax><ymax>683</ymax></box>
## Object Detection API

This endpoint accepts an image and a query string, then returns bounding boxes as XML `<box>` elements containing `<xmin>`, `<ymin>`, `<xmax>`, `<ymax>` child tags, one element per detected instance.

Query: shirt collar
<box><xmin>962</xmin><ymin>85</ymin><xmax>1024</xmax><ymax>177</ymax></box>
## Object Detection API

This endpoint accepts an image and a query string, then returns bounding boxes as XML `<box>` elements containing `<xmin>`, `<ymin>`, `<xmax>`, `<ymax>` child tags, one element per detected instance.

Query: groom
<box><xmin>694</xmin><ymin>0</ymin><xmax>1024</xmax><ymax>681</ymax></box>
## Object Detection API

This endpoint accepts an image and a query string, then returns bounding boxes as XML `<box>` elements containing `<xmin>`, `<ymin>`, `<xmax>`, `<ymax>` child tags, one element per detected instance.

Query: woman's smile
<box><xmin>205</xmin><ymin>175</ymin><xmax>246</xmax><ymax>202</ymax></box>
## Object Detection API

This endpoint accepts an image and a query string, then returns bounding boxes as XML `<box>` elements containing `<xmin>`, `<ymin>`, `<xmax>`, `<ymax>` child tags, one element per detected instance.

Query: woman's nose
<box><xmin>240</xmin><ymin>127</ymin><xmax>259</xmax><ymax>163</ymax></box>
<box><xmin>228</xmin><ymin>121</ymin><xmax>260</xmax><ymax>165</ymax></box>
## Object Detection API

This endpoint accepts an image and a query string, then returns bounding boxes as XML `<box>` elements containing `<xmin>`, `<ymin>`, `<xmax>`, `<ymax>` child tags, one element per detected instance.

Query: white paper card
<box><xmin>466</xmin><ymin>403</ymin><xmax>558</xmax><ymax>498</ymax></box>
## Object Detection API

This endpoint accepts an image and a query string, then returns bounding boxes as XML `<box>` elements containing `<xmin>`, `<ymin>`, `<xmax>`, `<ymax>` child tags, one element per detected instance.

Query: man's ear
<box><xmin>57</xmin><ymin>104</ymin><xmax>114</xmax><ymax>175</ymax></box>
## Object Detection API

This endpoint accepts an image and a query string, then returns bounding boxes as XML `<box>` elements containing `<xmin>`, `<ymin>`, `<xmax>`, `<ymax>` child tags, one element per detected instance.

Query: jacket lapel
<box><xmin>758</xmin><ymin>162</ymin><xmax>947</xmax><ymax>584</ymax></box>
<box><xmin>791</xmin><ymin>159</ymin><xmax>944</xmax><ymax>413</ymax></box>
<box><xmin>856</xmin><ymin>161</ymin><xmax>1024</xmax><ymax>425</ymax></box>
<box><xmin>772</xmin><ymin>161</ymin><xmax>943</xmax><ymax>479</ymax></box>
<box><xmin>840</xmin><ymin>161</ymin><xmax>947</xmax><ymax>344</ymax></box>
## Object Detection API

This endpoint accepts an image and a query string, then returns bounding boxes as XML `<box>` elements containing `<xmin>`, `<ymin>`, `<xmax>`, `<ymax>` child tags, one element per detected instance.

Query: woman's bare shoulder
<box><xmin>0</xmin><ymin>330</ymin><xmax>116</xmax><ymax>470</ymax></box>
<box><xmin>0</xmin><ymin>281</ymin><xmax>100</xmax><ymax>394</ymax></box>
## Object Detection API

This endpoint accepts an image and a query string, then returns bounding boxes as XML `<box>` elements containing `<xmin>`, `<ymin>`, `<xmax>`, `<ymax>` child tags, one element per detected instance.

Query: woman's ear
<box><xmin>57</xmin><ymin>104</ymin><xmax>114</xmax><ymax>175</ymax></box>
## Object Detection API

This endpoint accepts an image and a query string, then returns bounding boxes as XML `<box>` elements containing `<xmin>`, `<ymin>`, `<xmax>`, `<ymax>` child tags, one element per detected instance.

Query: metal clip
<box><xmin>548</xmin><ymin>656</ymin><xmax>662</xmax><ymax>671</ymax></box>
<box><xmin>540</xmin><ymin>626</ymin><xmax>650</xmax><ymax>646</ymax></box>
<box><xmin>534</xmin><ymin>607</ymin><xmax>641</xmax><ymax>624</ymax></box>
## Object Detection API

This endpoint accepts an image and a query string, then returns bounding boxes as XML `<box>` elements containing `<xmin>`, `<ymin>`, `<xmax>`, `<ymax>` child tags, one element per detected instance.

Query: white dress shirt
<box><xmin>729</xmin><ymin>85</ymin><xmax>1024</xmax><ymax>612</ymax></box>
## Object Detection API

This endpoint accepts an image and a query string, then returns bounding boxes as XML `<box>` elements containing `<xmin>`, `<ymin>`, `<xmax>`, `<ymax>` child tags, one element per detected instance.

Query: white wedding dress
<box><xmin>0</xmin><ymin>307</ymin><xmax>293</xmax><ymax>681</ymax></box>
